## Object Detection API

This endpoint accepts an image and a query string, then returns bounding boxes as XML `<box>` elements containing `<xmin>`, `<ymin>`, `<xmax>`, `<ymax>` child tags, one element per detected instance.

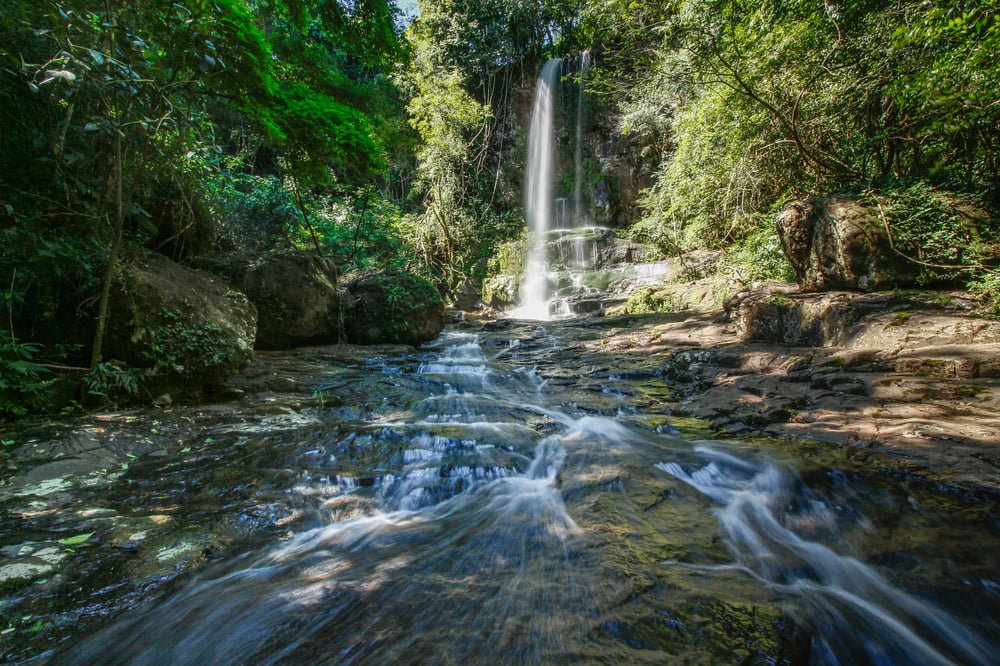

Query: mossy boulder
<box><xmin>776</xmin><ymin>197</ymin><xmax>911</xmax><ymax>292</ymax></box>
<box><xmin>190</xmin><ymin>252</ymin><xmax>345</xmax><ymax>349</ymax></box>
<box><xmin>345</xmin><ymin>269</ymin><xmax>444</xmax><ymax>345</ymax></box>
<box><xmin>777</xmin><ymin>192</ymin><xmax>995</xmax><ymax>292</ymax></box>
<box><xmin>107</xmin><ymin>253</ymin><xmax>257</xmax><ymax>386</ymax></box>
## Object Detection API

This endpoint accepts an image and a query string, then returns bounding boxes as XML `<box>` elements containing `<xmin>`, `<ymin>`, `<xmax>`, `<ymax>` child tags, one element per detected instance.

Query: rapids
<box><xmin>2</xmin><ymin>319</ymin><xmax>999</xmax><ymax>664</ymax></box>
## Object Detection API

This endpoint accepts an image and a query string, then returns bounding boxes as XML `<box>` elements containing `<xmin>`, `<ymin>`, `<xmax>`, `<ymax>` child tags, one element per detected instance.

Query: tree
<box><xmin>0</xmin><ymin>0</ymin><xmax>406</xmax><ymax>375</ymax></box>
<box><xmin>586</xmin><ymin>0</ymin><xmax>999</xmax><ymax>253</ymax></box>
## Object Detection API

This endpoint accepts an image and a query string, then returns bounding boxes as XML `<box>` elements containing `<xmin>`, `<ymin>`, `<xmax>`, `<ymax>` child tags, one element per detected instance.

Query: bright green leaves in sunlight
<box><xmin>590</xmin><ymin>0</ymin><xmax>1000</xmax><ymax>255</ymax></box>
<box><xmin>889</xmin><ymin>0</ymin><xmax>1000</xmax><ymax>181</ymax></box>
<box><xmin>0</xmin><ymin>0</ymin><xmax>407</xmax><ymax>404</ymax></box>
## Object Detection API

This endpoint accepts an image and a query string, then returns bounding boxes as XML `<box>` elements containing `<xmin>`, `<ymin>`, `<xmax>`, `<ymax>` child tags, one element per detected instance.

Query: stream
<box><xmin>2</xmin><ymin>317</ymin><xmax>999</xmax><ymax>664</ymax></box>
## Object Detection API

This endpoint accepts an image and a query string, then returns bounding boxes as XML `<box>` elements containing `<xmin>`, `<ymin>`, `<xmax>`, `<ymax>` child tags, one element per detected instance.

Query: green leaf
<box><xmin>57</xmin><ymin>532</ymin><xmax>94</xmax><ymax>546</ymax></box>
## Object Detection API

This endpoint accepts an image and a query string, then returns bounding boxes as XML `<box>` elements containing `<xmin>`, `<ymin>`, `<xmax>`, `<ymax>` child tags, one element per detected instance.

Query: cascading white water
<box><xmin>44</xmin><ymin>325</ymin><xmax>1000</xmax><ymax>665</ymax></box>
<box><xmin>657</xmin><ymin>447</ymin><xmax>996</xmax><ymax>665</ymax></box>
<box><xmin>515</xmin><ymin>55</ymin><xmax>607</xmax><ymax>320</ymax></box>
<box><xmin>572</xmin><ymin>50</ymin><xmax>590</xmax><ymax>226</ymax></box>
<box><xmin>514</xmin><ymin>58</ymin><xmax>561</xmax><ymax>320</ymax></box>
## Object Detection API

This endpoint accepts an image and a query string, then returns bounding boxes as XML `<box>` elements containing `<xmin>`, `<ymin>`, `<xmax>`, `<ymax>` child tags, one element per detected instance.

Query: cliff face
<box><xmin>508</xmin><ymin>58</ymin><xmax>659</xmax><ymax>230</ymax></box>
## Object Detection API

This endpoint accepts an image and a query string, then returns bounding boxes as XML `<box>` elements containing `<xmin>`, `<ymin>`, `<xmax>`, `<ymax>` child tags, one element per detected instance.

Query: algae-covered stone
<box><xmin>108</xmin><ymin>253</ymin><xmax>257</xmax><ymax>386</ymax></box>
<box><xmin>193</xmin><ymin>251</ymin><xmax>346</xmax><ymax>349</ymax></box>
<box><xmin>345</xmin><ymin>268</ymin><xmax>444</xmax><ymax>345</ymax></box>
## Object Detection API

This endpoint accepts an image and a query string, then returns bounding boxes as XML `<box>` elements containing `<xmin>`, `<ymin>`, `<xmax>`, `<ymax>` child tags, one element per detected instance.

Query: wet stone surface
<box><xmin>1</xmin><ymin>319</ymin><xmax>998</xmax><ymax>664</ymax></box>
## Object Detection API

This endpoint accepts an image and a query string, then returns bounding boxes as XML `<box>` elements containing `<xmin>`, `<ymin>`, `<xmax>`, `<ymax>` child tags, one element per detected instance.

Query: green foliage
<box><xmin>889</xmin><ymin>1</ymin><xmax>1000</xmax><ymax>185</ymax></box>
<box><xmin>624</xmin><ymin>286</ymin><xmax>677</xmax><ymax>314</ymax></box>
<box><xmin>644</xmin><ymin>86</ymin><xmax>776</xmax><ymax>250</ymax></box>
<box><xmin>145</xmin><ymin>309</ymin><xmax>245</xmax><ymax>380</ymax></box>
<box><xmin>307</xmin><ymin>190</ymin><xmax>412</xmax><ymax>271</ymax></box>
<box><xmin>968</xmin><ymin>269</ymin><xmax>1000</xmax><ymax>319</ymax></box>
<box><xmin>859</xmin><ymin>182</ymin><xmax>998</xmax><ymax>285</ymax></box>
<box><xmin>57</xmin><ymin>532</ymin><xmax>94</xmax><ymax>546</ymax></box>
<box><xmin>0</xmin><ymin>332</ymin><xmax>53</xmax><ymax>417</ymax></box>
<box><xmin>415</xmin><ymin>0</ymin><xmax>555</xmax><ymax>77</ymax></box>
<box><xmin>212</xmin><ymin>174</ymin><xmax>299</xmax><ymax>251</ymax></box>
<box><xmin>82</xmin><ymin>361</ymin><xmax>140</xmax><ymax>404</ymax></box>
<box><xmin>267</xmin><ymin>81</ymin><xmax>385</xmax><ymax>187</ymax></box>
<box><xmin>0</xmin><ymin>0</ymin><xmax>409</xmax><ymax>402</ymax></box>
<box><xmin>487</xmin><ymin>240</ymin><xmax>527</xmax><ymax>280</ymax></box>
<box><xmin>402</xmin><ymin>35</ymin><xmax>493</xmax><ymax>285</ymax></box>
<box><xmin>592</xmin><ymin>0</ymin><xmax>1000</xmax><ymax>257</ymax></box>
<box><xmin>718</xmin><ymin>222</ymin><xmax>795</xmax><ymax>284</ymax></box>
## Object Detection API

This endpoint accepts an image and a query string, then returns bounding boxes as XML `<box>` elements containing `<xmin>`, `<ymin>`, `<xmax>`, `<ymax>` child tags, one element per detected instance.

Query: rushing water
<box><xmin>2</xmin><ymin>319</ymin><xmax>994</xmax><ymax>665</ymax></box>
<box><xmin>515</xmin><ymin>58</ymin><xmax>562</xmax><ymax>321</ymax></box>
<box><xmin>572</xmin><ymin>50</ymin><xmax>591</xmax><ymax>229</ymax></box>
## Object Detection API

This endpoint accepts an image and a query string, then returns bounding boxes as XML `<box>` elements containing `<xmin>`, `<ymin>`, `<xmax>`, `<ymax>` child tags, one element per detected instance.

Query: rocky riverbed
<box><xmin>576</xmin><ymin>284</ymin><xmax>1000</xmax><ymax>495</ymax></box>
<box><xmin>1</xmin><ymin>284</ymin><xmax>998</xmax><ymax>663</ymax></box>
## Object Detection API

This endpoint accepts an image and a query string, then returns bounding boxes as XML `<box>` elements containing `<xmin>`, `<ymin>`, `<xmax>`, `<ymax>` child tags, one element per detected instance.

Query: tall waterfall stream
<box><xmin>3</xmin><ymin>319</ymin><xmax>998</xmax><ymax>664</ymax></box>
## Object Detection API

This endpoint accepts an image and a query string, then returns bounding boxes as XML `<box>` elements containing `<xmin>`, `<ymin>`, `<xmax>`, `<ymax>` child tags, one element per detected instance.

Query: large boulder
<box><xmin>345</xmin><ymin>269</ymin><xmax>444</xmax><ymax>345</ymax></box>
<box><xmin>242</xmin><ymin>253</ymin><xmax>344</xmax><ymax>349</ymax></box>
<box><xmin>191</xmin><ymin>252</ymin><xmax>345</xmax><ymax>349</ymax></box>
<box><xmin>108</xmin><ymin>253</ymin><xmax>256</xmax><ymax>385</ymax></box>
<box><xmin>776</xmin><ymin>197</ymin><xmax>910</xmax><ymax>292</ymax></box>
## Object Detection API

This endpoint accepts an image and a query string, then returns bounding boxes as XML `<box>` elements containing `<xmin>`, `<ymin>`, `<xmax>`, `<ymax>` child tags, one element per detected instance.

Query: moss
<box><xmin>771</xmin><ymin>294</ymin><xmax>792</xmax><ymax>308</ymax></box>
<box><xmin>625</xmin><ymin>287</ymin><xmax>678</xmax><ymax>314</ymax></box>
<box><xmin>887</xmin><ymin>311</ymin><xmax>912</xmax><ymax>327</ymax></box>
<box><xmin>345</xmin><ymin>268</ymin><xmax>445</xmax><ymax>345</ymax></box>
<box><xmin>486</xmin><ymin>240</ymin><xmax>526</xmax><ymax>280</ymax></box>
<box><xmin>913</xmin><ymin>359</ymin><xmax>951</xmax><ymax>377</ymax></box>
<box><xmin>582</xmin><ymin>271</ymin><xmax>614</xmax><ymax>292</ymax></box>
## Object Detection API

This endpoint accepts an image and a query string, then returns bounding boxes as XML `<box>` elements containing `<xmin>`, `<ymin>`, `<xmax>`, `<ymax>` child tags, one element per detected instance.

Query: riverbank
<box><xmin>533</xmin><ymin>284</ymin><xmax>1000</xmax><ymax>496</ymax></box>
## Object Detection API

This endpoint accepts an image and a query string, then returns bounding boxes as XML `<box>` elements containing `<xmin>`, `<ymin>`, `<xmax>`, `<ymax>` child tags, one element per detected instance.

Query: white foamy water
<box><xmin>49</xmin><ymin>325</ymin><xmax>1000</xmax><ymax>666</ymax></box>
<box><xmin>657</xmin><ymin>447</ymin><xmax>995</xmax><ymax>665</ymax></box>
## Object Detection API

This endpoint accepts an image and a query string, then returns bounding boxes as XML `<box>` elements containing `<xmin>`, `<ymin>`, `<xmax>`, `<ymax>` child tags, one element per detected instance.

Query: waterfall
<box><xmin>515</xmin><ymin>58</ymin><xmax>562</xmax><ymax>321</ymax></box>
<box><xmin>572</xmin><ymin>50</ymin><xmax>590</xmax><ymax>226</ymax></box>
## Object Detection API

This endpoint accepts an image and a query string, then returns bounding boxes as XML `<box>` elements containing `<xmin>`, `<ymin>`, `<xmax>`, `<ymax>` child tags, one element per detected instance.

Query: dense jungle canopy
<box><xmin>1</xmin><ymin>0</ymin><xmax>998</xmax><ymax>415</ymax></box>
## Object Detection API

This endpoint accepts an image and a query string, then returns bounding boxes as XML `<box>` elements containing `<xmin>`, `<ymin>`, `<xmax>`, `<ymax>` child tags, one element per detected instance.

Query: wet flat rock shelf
<box><xmin>1</xmin><ymin>319</ymin><xmax>999</xmax><ymax>664</ymax></box>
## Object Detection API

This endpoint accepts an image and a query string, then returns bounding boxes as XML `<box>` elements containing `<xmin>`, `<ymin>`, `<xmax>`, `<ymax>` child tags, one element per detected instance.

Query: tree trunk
<box><xmin>90</xmin><ymin>112</ymin><xmax>125</xmax><ymax>369</ymax></box>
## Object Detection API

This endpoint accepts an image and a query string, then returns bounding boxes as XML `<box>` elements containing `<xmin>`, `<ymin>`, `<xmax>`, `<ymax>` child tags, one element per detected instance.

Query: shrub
<box><xmin>624</xmin><ymin>286</ymin><xmax>676</xmax><ymax>314</ymax></box>
<box><xmin>0</xmin><ymin>333</ymin><xmax>52</xmax><ymax>417</ymax></box>
<box><xmin>144</xmin><ymin>309</ymin><xmax>250</xmax><ymax>383</ymax></box>
<box><xmin>968</xmin><ymin>268</ymin><xmax>1000</xmax><ymax>319</ymax></box>
<box><xmin>718</xmin><ymin>222</ymin><xmax>795</xmax><ymax>284</ymax></box>
<box><xmin>211</xmin><ymin>174</ymin><xmax>299</xmax><ymax>251</ymax></box>
<box><xmin>860</xmin><ymin>181</ymin><xmax>998</xmax><ymax>286</ymax></box>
